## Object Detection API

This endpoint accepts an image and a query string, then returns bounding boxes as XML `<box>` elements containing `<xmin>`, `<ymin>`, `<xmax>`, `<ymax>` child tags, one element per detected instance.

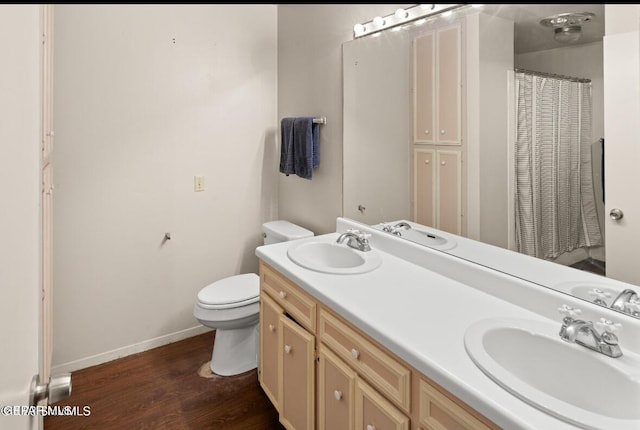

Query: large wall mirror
<box><xmin>343</xmin><ymin>4</ymin><xmax>640</xmax><ymax>320</ymax></box>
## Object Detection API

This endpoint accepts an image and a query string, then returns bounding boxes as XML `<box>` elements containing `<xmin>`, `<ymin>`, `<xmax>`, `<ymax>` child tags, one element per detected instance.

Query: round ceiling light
<box><xmin>540</xmin><ymin>12</ymin><xmax>595</xmax><ymax>44</ymax></box>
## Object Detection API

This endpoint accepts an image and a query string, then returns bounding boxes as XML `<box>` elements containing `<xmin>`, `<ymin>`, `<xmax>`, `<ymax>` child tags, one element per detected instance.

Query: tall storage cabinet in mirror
<box><xmin>412</xmin><ymin>22</ymin><xmax>465</xmax><ymax>236</ymax></box>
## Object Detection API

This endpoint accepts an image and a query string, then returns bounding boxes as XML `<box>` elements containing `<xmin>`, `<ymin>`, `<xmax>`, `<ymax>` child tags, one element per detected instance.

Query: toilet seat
<box><xmin>196</xmin><ymin>273</ymin><xmax>259</xmax><ymax>310</ymax></box>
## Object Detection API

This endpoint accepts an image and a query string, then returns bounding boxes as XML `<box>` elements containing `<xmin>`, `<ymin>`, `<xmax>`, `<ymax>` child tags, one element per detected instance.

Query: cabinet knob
<box><xmin>279</xmin><ymin>291</ymin><xmax>287</xmax><ymax>299</ymax></box>
<box><xmin>268</xmin><ymin>324</ymin><xmax>275</xmax><ymax>332</ymax></box>
<box><xmin>424</xmin><ymin>159</ymin><xmax>430</xmax><ymax>165</ymax></box>
<box><xmin>334</xmin><ymin>390</ymin><xmax>343</xmax><ymax>401</ymax></box>
<box><xmin>424</xmin><ymin>129</ymin><xmax>430</xmax><ymax>135</ymax></box>
<box><xmin>284</xmin><ymin>345</ymin><xmax>292</xmax><ymax>354</ymax></box>
<box><xmin>351</xmin><ymin>348</ymin><xmax>360</xmax><ymax>360</ymax></box>
<box><xmin>441</xmin><ymin>160</ymin><xmax>446</xmax><ymax>166</ymax></box>
<box><xmin>610</xmin><ymin>208</ymin><xmax>624</xmax><ymax>221</ymax></box>
<box><xmin>367</xmin><ymin>425</ymin><xmax>376</xmax><ymax>430</ymax></box>
<box><xmin>440</xmin><ymin>129</ymin><xmax>445</xmax><ymax>135</ymax></box>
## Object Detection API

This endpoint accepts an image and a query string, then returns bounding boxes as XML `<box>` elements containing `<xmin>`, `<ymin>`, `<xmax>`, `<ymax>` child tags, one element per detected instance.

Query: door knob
<box><xmin>610</xmin><ymin>208</ymin><xmax>624</xmax><ymax>221</ymax></box>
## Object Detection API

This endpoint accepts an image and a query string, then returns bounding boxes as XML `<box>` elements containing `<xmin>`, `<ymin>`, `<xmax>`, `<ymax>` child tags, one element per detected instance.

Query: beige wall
<box><xmin>277</xmin><ymin>4</ymin><xmax>409</xmax><ymax>235</ymax></box>
<box><xmin>0</xmin><ymin>4</ymin><xmax>41</xmax><ymax>417</ymax></box>
<box><xmin>53</xmin><ymin>5</ymin><xmax>277</xmax><ymax>370</ymax></box>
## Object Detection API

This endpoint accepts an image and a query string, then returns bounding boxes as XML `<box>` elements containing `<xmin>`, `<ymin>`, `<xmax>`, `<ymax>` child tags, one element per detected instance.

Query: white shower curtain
<box><xmin>514</xmin><ymin>72</ymin><xmax>602</xmax><ymax>259</ymax></box>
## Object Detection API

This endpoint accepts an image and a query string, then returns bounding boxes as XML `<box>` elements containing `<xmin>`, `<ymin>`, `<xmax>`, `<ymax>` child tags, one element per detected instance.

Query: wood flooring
<box><xmin>44</xmin><ymin>331</ymin><xmax>284</xmax><ymax>430</ymax></box>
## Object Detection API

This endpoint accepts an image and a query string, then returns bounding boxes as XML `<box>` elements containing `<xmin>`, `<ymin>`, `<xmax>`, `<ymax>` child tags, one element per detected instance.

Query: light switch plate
<box><xmin>194</xmin><ymin>175</ymin><xmax>205</xmax><ymax>192</ymax></box>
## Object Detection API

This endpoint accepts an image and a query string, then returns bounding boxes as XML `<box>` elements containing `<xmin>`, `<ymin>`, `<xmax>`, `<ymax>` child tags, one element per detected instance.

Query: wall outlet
<box><xmin>194</xmin><ymin>175</ymin><xmax>205</xmax><ymax>192</ymax></box>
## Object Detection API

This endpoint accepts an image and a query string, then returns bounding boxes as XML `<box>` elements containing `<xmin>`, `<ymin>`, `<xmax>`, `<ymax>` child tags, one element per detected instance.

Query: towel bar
<box><xmin>312</xmin><ymin>117</ymin><xmax>327</xmax><ymax>124</ymax></box>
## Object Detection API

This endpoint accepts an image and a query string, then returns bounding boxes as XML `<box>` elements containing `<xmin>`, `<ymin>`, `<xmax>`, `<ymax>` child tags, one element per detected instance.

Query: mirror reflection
<box><xmin>342</xmin><ymin>4</ymin><xmax>640</xmax><ymax>319</ymax></box>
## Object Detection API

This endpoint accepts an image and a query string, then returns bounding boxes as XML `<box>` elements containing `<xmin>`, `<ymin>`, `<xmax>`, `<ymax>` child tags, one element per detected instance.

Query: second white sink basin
<box><xmin>287</xmin><ymin>239</ymin><xmax>382</xmax><ymax>275</ymax></box>
<box><xmin>464</xmin><ymin>317</ymin><xmax>640</xmax><ymax>430</ymax></box>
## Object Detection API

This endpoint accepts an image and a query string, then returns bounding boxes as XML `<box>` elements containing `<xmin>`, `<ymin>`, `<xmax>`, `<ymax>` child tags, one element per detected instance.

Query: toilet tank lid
<box><xmin>197</xmin><ymin>273</ymin><xmax>259</xmax><ymax>306</ymax></box>
<box><xmin>262</xmin><ymin>220</ymin><xmax>314</xmax><ymax>241</ymax></box>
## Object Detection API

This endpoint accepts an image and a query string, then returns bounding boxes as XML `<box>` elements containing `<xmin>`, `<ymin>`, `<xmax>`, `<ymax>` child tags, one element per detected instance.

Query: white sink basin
<box><xmin>464</xmin><ymin>317</ymin><xmax>640</xmax><ymax>430</ymax></box>
<box><xmin>287</xmin><ymin>239</ymin><xmax>382</xmax><ymax>275</ymax></box>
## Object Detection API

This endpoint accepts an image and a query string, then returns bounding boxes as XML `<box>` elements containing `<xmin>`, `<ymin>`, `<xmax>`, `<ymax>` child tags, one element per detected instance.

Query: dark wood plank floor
<box><xmin>45</xmin><ymin>331</ymin><xmax>284</xmax><ymax>430</ymax></box>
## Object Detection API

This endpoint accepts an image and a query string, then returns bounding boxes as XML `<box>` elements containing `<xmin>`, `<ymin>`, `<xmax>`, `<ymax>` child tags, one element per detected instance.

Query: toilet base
<box><xmin>210</xmin><ymin>323</ymin><xmax>259</xmax><ymax>376</ymax></box>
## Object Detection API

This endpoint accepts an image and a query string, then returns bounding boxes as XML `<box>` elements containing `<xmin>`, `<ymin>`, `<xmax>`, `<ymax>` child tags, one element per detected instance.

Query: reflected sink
<box><xmin>464</xmin><ymin>318</ymin><xmax>640</xmax><ymax>430</ymax></box>
<box><xmin>401</xmin><ymin>227</ymin><xmax>457</xmax><ymax>250</ymax></box>
<box><xmin>287</xmin><ymin>239</ymin><xmax>382</xmax><ymax>275</ymax></box>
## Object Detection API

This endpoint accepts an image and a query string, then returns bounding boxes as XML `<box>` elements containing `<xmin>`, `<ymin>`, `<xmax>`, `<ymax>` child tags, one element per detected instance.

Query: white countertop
<box><xmin>256</xmin><ymin>220</ymin><xmax>640</xmax><ymax>430</ymax></box>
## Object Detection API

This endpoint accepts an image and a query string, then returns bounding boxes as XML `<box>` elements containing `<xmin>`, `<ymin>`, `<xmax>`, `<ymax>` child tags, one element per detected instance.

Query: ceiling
<box><xmin>475</xmin><ymin>4</ymin><xmax>605</xmax><ymax>54</ymax></box>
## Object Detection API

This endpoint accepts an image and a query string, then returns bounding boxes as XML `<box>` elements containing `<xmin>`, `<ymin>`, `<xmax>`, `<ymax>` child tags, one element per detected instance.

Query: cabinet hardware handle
<box><xmin>268</xmin><ymin>324</ymin><xmax>275</xmax><ymax>332</ymax></box>
<box><xmin>351</xmin><ymin>348</ymin><xmax>360</xmax><ymax>360</ymax></box>
<box><xmin>284</xmin><ymin>345</ymin><xmax>292</xmax><ymax>354</ymax></box>
<box><xmin>367</xmin><ymin>425</ymin><xmax>376</xmax><ymax>430</ymax></box>
<box><xmin>610</xmin><ymin>208</ymin><xmax>624</xmax><ymax>220</ymax></box>
<box><xmin>424</xmin><ymin>159</ymin><xmax>430</xmax><ymax>164</ymax></box>
<box><xmin>334</xmin><ymin>390</ymin><xmax>343</xmax><ymax>401</ymax></box>
<box><xmin>424</xmin><ymin>129</ymin><xmax>430</xmax><ymax>135</ymax></box>
<box><xmin>441</xmin><ymin>160</ymin><xmax>446</xmax><ymax>166</ymax></box>
<box><xmin>279</xmin><ymin>291</ymin><xmax>287</xmax><ymax>299</ymax></box>
<box><xmin>440</xmin><ymin>129</ymin><xmax>445</xmax><ymax>134</ymax></box>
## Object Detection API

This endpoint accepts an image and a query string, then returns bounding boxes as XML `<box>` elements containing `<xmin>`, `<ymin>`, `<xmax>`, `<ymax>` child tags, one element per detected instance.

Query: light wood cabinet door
<box><xmin>280</xmin><ymin>315</ymin><xmax>315</xmax><ymax>430</ymax></box>
<box><xmin>355</xmin><ymin>379</ymin><xmax>409</xmax><ymax>430</ymax></box>
<box><xmin>436</xmin><ymin>150</ymin><xmax>462</xmax><ymax>235</ymax></box>
<box><xmin>436</xmin><ymin>24</ymin><xmax>461</xmax><ymax>145</ymax></box>
<box><xmin>414</xmin><ymin>32</ymin><xmax>435</xmax><ymax>144</ymax></box>
<box><xmin>318</xmin><ymin>345</ymin><xmax>356</xmax><ymax>430</ymax></box>
<box><xmin>259</xmin><ymin>292</ymin><xmax>282</xmax><ymax>408</ymax></box>
<box><xmin>415</xmin><ymin>148</ymin><xmax>436</xmax><ymax>226</ymax></box>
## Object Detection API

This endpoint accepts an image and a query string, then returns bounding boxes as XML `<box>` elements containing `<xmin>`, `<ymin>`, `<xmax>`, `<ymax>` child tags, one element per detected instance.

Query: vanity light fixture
<box><xmin>353</xmin><ymin>4</ymin><xmax>465</xmax><ymax>39</ymax></box>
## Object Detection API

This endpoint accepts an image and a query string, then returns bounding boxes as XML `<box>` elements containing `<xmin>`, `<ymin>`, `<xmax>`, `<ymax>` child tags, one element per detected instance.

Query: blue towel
<box><xmin>279</xmin><ymin>117</ymin><xmax>296</xmax><ymax>175</ymax></box>
<box><xmin>280</xmin><ymin>116</ymin><xmax>320</xmax><ymax>179</ymax></box>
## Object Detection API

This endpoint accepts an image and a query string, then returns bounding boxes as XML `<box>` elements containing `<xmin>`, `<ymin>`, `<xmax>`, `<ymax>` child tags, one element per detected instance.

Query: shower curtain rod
<box><xmin>515</xmin><ymin>68</ymin><xmax>591</xmax><ymax>83</ymax></box>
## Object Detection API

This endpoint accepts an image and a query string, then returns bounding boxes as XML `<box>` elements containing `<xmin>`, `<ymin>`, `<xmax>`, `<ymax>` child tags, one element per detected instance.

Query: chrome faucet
<box><xmin>558</xmin><ymin>305</ymin><xmax>623</xmax><ymax>358</ymax></box>
<box><xmin>611</xmin><ymin>289</ymin><xmax>640</xmax><ymax>317</ymax></box>
<box><xmin>380</xmin><ymin>223</ymin><xmax>402</xmax><ymax>236</ymax></box>
<box><xmin>393</xmin><ymin>221</ymin><xmax>412</xmax><ymax>230</ymax></box>
<box><xmin>336</xmin><ymin>229</ymin><xmax>371</xmax><ymax>252</ymax></box>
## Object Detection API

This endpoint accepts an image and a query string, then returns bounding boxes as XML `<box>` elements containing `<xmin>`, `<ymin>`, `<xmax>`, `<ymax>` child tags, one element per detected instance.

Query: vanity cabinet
<box><xmin>259</xmin><ymin>261</ymin><xmax>499</xmax><ymax>430</ymax></box>
<box><xmin>413</xmin><ymin>23</ymin><xmax>461</xmax><ymax>146</ymax></box>
<box><xmin>419</xmin><ymin>378</ymin><xmax>498</xmax><ymax>430</ymax></box>
<box><xmin>414</xmin><ymin>148</ymin><xmax>462</xmax><ymax>235</ymax></box>
<box><xmin>259</xmin><ymin>262</ymin><xmax>316</xmax><ymax>430</ymax></box>
<box><xmin>318</xmin><ymin>345</ymin><xmax>356</xmax><ymax>430</ymax></box>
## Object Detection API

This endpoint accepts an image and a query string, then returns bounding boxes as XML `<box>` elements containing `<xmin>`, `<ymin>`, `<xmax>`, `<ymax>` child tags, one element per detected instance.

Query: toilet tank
<box><xmin>262</xmin><ymin>220</ymin><xmax>314</xmax><ymax>245</ymax></box>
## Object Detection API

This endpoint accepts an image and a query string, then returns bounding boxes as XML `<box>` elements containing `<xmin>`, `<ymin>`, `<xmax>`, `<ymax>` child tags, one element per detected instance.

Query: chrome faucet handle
<box><xmin>596</xmin><ymin>318</ymin><xmax>622</xmax><ymax>335</ymax></box>
<box><xmin>558</xmin><ymin>304</ymin><xmax>582</xmax><ymax>320</ymax></box>
<box><xmin>624</xmin><ymin>297</ymin><xmax>640</xmax><ymax>314</ymax></box>
<box><xmin>588</xmin><ymin>288</ymin><xmax>611</xmax><ymax>306</ymax></box>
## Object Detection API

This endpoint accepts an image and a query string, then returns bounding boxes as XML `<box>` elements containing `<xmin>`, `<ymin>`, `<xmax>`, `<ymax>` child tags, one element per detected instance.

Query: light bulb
<box><xmin>395</xmin><ymin>8</ymin><xmax>408</xmax><ymax>19</ymax></box>
<box><xmin>353</xmin><ymin>23</ymin><xmax>365</xmax><ymax>34</ymax></box>
<box><xmin>373</xmin><ymin>16</ymin><xmax>386</xmax><ymax>26</ymax></box>
<box><xmin>554</xmin><ymin>26</ymin><xmax>582</xmax><ymax>43</ymax></box>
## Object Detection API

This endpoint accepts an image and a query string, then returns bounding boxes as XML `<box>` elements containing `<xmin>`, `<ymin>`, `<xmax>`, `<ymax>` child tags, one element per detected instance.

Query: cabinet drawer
<box><xmin>260</xmin><ymin>261</ymin><xmax>316</xmax><ymax>333</ymax></box>
<box><xmin>419</xmin><ymin>379</ymin><xmax>499</xmax><ymax>430</ymax></box>
<box><xmin>319</xmin><ymin>309</ymin><xmax>411</xmax><ymax>412</ymax></box>
<box><xmin>356</xmin><ymin>378</ymin><xmax>409</xmax><ymax>430</ymax></box>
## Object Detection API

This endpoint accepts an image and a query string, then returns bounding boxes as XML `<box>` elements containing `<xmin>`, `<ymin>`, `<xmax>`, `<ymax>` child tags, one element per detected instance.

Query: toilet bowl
<box><xmin>193</xmin><ymin>273</ymin><xmax>260</xmax><ymax>376</ymax></box>
<box><xmin>193</xmin><ymin>220</ymin><xmax>314</xmax><ymax>376</ymax></box>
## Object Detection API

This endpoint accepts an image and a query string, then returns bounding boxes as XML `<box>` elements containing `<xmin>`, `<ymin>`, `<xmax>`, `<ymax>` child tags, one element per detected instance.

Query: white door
<box><xmin>603</xmin><ymin>26</ymin><xmax>640</xmax><ymax>286</ymax></box>
<box><xmin>0</xmin><ymin>6</ymin><xmax>59</xmax><ymax>430</ymax></box>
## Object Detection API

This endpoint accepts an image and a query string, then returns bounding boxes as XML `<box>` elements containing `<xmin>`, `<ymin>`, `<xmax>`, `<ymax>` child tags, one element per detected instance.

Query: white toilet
<box><xmin>193</xmin><ymin>220</ymin><xmax>313</xmax><ymax>376</ymax></box>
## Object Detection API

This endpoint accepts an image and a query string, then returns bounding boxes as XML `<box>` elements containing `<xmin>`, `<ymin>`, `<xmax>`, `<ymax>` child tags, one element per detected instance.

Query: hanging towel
<box><xmin>279</xmin><ymin>116</ymin><xmax>319</xmax><ymax>180</ymax></box>
<box><xmin>279</xmin><ymin>117</ymin><xmax>296</xmax><ymax>176</ymax></box>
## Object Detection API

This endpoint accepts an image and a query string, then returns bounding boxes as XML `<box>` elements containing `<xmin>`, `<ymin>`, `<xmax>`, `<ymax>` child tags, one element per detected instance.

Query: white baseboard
<box><xmin>52</xmin><ymin>325</ymin><xmax>212</xmax><ymax>374</ymax></box>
